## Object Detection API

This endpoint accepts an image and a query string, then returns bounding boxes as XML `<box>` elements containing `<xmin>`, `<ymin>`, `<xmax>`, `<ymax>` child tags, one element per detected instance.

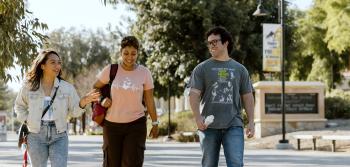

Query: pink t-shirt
<box><xmin>96</xmin><ymin>64</ymin><xmax>154</xmax><ymax>123</ymax></box>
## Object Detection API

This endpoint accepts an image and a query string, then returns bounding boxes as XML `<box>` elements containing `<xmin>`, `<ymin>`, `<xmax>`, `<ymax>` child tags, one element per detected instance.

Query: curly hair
<box><xmin>120</xmin><ymin>36</ymin><xmax>139</xmax><ymax>51</ymax></box>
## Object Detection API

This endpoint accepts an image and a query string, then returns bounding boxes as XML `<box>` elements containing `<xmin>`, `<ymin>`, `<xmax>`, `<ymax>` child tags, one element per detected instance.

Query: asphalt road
<box><xmin>0</xmin><ymin>132</ymin><xmax>349</xmax><ymax>167</ymax></box>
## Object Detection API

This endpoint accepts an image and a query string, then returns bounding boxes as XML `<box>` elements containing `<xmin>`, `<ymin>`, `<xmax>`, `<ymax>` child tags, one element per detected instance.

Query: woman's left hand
<box><xmin>149</xmin><ymin>125</ymin><xmax>159</xmax><ymax>138</ymax></box>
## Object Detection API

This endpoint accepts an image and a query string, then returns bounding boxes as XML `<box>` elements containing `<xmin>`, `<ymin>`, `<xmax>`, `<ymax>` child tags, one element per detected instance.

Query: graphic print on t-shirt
<box><xmin>211</xmin><ymin>68</ymin><xmax>235</xmax><ymax>104</ymax></box>
<box><xmin>114</xmin><ymin>77</ymin><xmax>142</xmax><ymax>92</ymax></box>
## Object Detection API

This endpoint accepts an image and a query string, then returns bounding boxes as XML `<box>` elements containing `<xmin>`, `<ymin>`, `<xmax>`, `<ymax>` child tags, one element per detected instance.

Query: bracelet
<box><xmin>152</xmin><ymin>120</ymin><xmax>159</xmax><ymax>126</ymax></box>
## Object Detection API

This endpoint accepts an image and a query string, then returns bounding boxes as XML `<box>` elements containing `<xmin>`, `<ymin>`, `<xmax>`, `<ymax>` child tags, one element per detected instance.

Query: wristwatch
<box><xmin>152</xmin><ymin>120</ymin><xmax>160</xmax><ymax>126</ymax></box>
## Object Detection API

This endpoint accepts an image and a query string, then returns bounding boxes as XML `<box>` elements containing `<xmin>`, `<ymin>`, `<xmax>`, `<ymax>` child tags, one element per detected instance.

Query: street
<box><xmin>0</xmin><ymin>132</ymin><xmax>349</xmax><ymax>167</ymax></box>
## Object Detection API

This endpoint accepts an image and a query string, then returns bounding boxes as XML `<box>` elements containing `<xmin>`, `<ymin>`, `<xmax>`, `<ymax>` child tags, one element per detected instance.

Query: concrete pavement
<box><xmin>0</xmin><ymin>132</ymin><xmax>349</xmax><ymax>167</ymax></box>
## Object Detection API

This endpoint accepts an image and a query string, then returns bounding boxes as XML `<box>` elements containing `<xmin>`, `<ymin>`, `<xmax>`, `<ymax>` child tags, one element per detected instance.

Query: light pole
<box><xmin>166</xmin><ymin>84</ymin><xmax>173</xmax><ymax>140</ymax></box>
<box><xmin>164</xmin><ymin>71</ymin><xmax>173</xmax><ymax>141</ymax></box>
<box><xmin>253</xmin><ymin>0</ymin><xmax>289</xmax><ymax>144</ymax></box>
<box><xmin>12</xmin><ymin>107</ymin><xmax>14</xmax><ymax>132</ymax></box>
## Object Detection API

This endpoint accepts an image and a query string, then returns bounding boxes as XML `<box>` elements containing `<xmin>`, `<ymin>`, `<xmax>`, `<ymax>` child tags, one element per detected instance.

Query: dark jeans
<box><xmin>103</xmin><ymin>117</ymin><xmax>147</xmax><ymax>167</ymax></box>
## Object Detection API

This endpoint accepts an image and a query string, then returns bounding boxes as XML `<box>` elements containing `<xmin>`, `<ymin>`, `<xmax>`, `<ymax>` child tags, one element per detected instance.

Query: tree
<box><xmin>104</xmin><ymin>0</ymin><xmax>288</xmax><ymax>98</ymax></box>
<box><xmin>0</xmin><ymin>0</ymin><xmax>48</xmax><ymax>80</ymax></box>
<box><xmin>45</xmin><ymin>28</ymin><xmax>113</xmax><ymax>133</ymax></box>
<box><xmin>45</xmin><ymin>28</ymin><xmax>112</xmax><ymax>82</ymax></box>
<box><xmin>0</xmin><ymin>80</ymin><xmax>15</xmax><ymax>111</ymax></box>
<box><xmin>289</xmin><ymin>0</ymin><xmax>350</xmax><ymax>90</ymax></box>
<box><xmin>322</xmin><ymin>0</ymin><xmax>350</xmax><ymax>54</ymax></box>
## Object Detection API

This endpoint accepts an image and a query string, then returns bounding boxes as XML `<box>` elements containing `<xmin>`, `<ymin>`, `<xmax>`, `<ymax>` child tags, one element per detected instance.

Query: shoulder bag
<box><xmin>92</xmin><ymin>64</ymin><xmax>118</xmax><ymax>126</ymax></box>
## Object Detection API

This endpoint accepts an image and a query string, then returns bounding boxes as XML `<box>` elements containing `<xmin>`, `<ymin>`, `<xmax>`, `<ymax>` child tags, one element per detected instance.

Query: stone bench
<box><xmin>321</xmin><ymin>135</ymin><xmax>350</xmax><ymax>152</ymax></box>
<box><xmin>293</xmin><ymin>135</ymin><xmax>320</xmax><ymax>150</ymax></box>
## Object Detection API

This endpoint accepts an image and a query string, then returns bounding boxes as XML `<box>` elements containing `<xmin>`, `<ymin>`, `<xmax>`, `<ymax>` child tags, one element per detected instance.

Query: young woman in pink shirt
<box><xmin>93</xmin><ymin>36</ymin><xmax>159</xmax><ymax>167</ymax></box>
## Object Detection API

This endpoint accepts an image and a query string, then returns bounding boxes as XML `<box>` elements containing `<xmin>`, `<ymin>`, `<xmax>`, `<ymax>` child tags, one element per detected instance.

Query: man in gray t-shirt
<box><xmin>189</xmin><ymin>26</ymin><xmax>255</xmax><ymax>167</ymax></box>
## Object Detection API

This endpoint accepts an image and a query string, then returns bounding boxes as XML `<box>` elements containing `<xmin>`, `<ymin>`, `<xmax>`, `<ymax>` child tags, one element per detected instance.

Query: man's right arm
<box><xmin>189</xmin><ymin>88</ymin><xmax>206</xmax><ymax>130</ymax></box>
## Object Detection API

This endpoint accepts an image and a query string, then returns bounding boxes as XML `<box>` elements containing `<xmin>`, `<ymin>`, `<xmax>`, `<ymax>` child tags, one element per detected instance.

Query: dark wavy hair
<box><xmin>206</xmin><ymin>26</ymin><xmax>233</xmax><ymax>54</ymax></box>
<box><xmin>120</xmin><ymin>36</ymin><xmax>139</xmax><ymax>51</ymax></box>
<box><xmin>26</xmin><ymin>49</ymin><xmax>62</xmax><ymax>91</ymax></box>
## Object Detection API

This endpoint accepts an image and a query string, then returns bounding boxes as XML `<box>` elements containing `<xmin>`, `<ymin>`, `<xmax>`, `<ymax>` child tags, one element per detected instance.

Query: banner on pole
<box><xmin>263</xmin><ymin>24</ymin><xmax>282</xmax><ymax>72</ymax></box>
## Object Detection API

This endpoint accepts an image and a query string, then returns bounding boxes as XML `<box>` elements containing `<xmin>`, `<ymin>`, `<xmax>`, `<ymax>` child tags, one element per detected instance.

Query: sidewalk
<box><xmin>0</xmin><ymin>132</ymin><xmax>349</xmax><ymax>167</ymax></box>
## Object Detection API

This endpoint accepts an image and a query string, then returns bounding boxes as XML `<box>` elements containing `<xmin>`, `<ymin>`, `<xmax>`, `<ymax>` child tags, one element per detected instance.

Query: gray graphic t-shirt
<box><xmin>189</xmin><ymin>58</ymin><xmax>252</xmax><ymax>129</ymax></box>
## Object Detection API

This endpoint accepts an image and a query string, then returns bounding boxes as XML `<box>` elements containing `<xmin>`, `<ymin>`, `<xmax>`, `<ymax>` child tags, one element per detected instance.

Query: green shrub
<box><xmin>155</xmin><ymin>110</ymin><xmax>196</xmax><ymax>136</ymax></box>
<box><xmin>325</xmin><ymin>89</ymin><xmax>350</xmax><ymax>119</ymax></box>
<box><xmin>157</xmin><ymin>110</ymin><xmax>249</xmax><ymax>133</ymax></box>
<box><xmin>157</xmin><ymin>120</ymin><xmax>177</xmax><ymax>136</ymax></box>
<box><xmin>86</xmin><ymin>130</ymin><xmax>103</xmax><ymax>135</ymax></box>
<box><xmin>153</xmin><ymin>110</ymin><xmax>250</xmax><ymax>142</ymax></box>
<box><xmin>177</xmin><ymin>132</ymin><xmax>199</xmax><ymax>142</ymax></box>
<box><xmin>171</xmin><ymin>111</ymin><xmax>197</xmax><ymax>132</ymax></box>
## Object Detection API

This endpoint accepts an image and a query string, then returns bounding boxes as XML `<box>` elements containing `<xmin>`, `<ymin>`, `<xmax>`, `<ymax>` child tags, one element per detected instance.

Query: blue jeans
<box><xmin>27</xmin><ymin>121</ymin><xmax>68</xmax><ymax>167</ymax></box>
<box><xmin>198</xmin><ymin>126</ymin><xmax>244</xmax><ymax>167</ymax></box>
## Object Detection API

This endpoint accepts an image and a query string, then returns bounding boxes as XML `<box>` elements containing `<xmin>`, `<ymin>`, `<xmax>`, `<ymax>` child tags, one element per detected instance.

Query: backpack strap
<box><xmin>109</xmin><ymin>64</ymin><xmax>118</xmax><ymax>86</ymax></box>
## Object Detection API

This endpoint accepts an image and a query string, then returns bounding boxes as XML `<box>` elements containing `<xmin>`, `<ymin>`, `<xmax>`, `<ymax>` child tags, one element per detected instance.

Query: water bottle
<box><xmin>204</xmin><ymin>115</ymin><xmax>214</xmax><ymax>126</ymax></box>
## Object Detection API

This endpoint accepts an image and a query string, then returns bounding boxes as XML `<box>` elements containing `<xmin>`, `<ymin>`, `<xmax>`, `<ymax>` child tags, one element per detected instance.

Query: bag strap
<box><xmin>41</xmin><ymin>80</ymin><xmax>60</xmax><ymax>119</ymax></box>
<box><xmin>109</xmin><ymin>64</ymin><xmax>118</xmax><ymax>85</ymax></box>
<box><xmin>103</xmin><ymin>64</ymin><xmax>118</xmax><ymax>99</ymax></box>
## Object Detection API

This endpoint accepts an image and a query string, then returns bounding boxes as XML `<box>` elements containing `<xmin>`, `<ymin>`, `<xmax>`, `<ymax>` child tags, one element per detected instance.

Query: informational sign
<box><xmin>265</xmin><ymin>93</ymin><xmax>318</xmax><ymax>114</ymax></box>
<box><xmin>263</xmin><ymin>24</ymin><xmax>282</xmax><ymax>72</ymax></box>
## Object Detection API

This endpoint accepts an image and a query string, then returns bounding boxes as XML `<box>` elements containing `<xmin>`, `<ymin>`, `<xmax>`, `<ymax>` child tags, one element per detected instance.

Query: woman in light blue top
<box><xmin>15</xmin><ymin>49</ymin><xmax>100</xmax><ymax>167</ymax></box>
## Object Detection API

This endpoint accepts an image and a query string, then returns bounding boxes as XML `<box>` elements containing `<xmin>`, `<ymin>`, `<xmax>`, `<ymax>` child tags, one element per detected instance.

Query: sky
<box><xmin>28</xmin><ymin>0</ymin><xmax>135</xmax><ymax>32</ymax></box>
<box><xmin>289</xmin><ymin>0</ymin><xmax>313</xmax><ymax>10</ymax></box>
<box><xmin>6</xmin><ymin>0</ymin><xmax>313</xmax><ymax>91</ymax></box>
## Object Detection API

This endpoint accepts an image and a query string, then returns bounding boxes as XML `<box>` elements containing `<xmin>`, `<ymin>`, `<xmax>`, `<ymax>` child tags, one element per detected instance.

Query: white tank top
<box><xmin>41</xmin><ymin>96</ymin><xmax>54</xmax><ymax>121</ymax></box>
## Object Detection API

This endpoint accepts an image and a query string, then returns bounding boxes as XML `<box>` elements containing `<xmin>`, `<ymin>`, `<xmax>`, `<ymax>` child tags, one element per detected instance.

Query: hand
<box><xmin>79</xmin><ymin>89</ymin><xmax>101</xmax><ymax>108</ymax></box>
<box><xmin>85</xmin><ymin>89</ymin><xmax>101</xmax><ymax>103</ymax></box>
<box><xmin>245</xmin><ymin>122</ymin><xmax>255</xmax><ymax>138</ymax></box>
<box><xmin>149</xmin><ymin>125</ymin><xmax>159</xmax><ymax>138</ymax></box>
<box><xmin>101</xmin><ymin>97</ymin><xmax>112</xmax><ymax>108</ymax></box>
<box><xmin>195</xmin><ymin>116</ymin><xmax>207</xmax><ymax>131</ymax></box>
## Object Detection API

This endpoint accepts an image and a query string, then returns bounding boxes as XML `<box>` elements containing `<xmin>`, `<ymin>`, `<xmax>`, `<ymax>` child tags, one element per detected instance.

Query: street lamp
<box><xmin>166</xmin><ymin>83</ymin><xmax>173</xmax><ymax>140</ymax></box>
<box><xmin>253</xmin><ymin>0</ymin><xmax>269</xmax><ymax>16</ymax></box>
<box><xmin>253</xmin><ymin>0</ymin><xmax>289</xmax><ymax>145</ymax></box>
<box><xmin>164</xmin><ymin>70</ymin><xmax>173</xmax><ymax>142</ymax></box>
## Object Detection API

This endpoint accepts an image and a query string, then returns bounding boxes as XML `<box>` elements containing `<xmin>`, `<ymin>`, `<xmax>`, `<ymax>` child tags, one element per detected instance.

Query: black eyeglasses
<box><xmin>206</xmin><ymin>38</ymin><xmax>221</xmax><ymax>47</ymax></box>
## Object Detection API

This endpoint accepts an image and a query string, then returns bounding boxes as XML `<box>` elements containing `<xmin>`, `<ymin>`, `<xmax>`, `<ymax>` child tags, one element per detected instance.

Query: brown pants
<box><xmin>103</xmin><ymin>117</ymin><xmax>146</xmax><ymax>167</ymax></box>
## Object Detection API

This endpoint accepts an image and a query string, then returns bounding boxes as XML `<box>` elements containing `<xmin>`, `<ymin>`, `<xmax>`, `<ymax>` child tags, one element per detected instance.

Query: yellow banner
<box><xmin>263</xmin><ymin>24</ymin><xmax>282</xmax><ymax>72</ymax></box>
